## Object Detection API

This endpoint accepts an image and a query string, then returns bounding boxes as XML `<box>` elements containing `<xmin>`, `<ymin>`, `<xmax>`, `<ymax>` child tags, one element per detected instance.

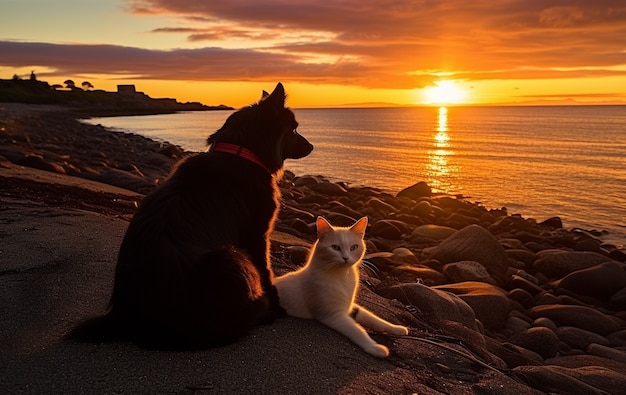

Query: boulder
<box><xmin>529</xmin><ymin>305</ymin><xmax>622</xmax><ymax>335</ymax></box>
<box><xmin>508</xmin><ymin>326</ymin><xmax>560</xmax><ymax>359</ymax></box>
<box><xmin>434</xmin><ymin>281</ymin><xmax>511</xmax><ymax>330</ymax></box>
<box><xmin>533</xmin><ymin>250</ymin><xmax>613</xmax><ymax>278</ymax></box>
<box><xmin>552</xmin><ymin>261</ymin><xmax>626</xmax><ymax>300</ymax></box>
<box><xmin>442</xmin><ymin>260</ymin><xmax>495</xmax><ymax>284</ymax></box>
<box><xmin>424</xmin><ymin>224</ymin><xmax>508</xmax><ymax>278</ymax></box>
<box><xmin>396</xmin><ymin>181</ymin><xmax>431</xmax><ymax>200</ymax></box>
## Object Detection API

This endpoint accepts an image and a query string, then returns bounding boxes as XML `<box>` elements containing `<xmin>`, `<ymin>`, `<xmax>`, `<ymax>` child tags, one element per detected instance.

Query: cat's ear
<box><xmin>316</xmin><ymin>216</ymin><xmax>334</xmax><ymax>237</ymax></box>
<box><xmin>350</xmin><ymin>217</ymin><xmax>368</xmax><ymax>237</ymax></box>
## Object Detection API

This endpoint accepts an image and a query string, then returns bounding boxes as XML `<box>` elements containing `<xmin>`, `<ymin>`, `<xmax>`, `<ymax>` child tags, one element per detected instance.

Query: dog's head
<box><xmin>207</xmin><ymin>83</ymin><xmax>313</xmax><ymax>173</ymax></box>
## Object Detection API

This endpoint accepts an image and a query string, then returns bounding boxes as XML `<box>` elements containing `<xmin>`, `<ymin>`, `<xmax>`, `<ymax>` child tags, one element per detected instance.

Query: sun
<box><xmin>423</xmin><ymin>80</ymin><xmax>468</xmax><ymax>105</ymax></box>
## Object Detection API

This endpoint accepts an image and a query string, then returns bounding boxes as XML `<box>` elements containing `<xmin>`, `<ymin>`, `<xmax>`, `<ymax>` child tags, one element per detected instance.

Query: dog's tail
<box><xmin>65</xmin><ymin>312</ymin><xmax>125</xmax><ymax>343</ymax></box>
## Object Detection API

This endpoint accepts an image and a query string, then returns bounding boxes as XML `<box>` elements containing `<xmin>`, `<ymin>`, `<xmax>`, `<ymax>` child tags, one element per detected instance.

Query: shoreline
<box><xmin>2</xmin><ymin>102</ymin><xmax>626</xmax><ymax>393</ymax></box>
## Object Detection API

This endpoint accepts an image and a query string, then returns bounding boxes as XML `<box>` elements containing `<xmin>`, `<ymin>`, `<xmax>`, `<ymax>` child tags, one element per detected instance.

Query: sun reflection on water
<box><xmin>427</xmin><ymin>107</ymin><xmax>457</xmax><ymax>193</ymax></box>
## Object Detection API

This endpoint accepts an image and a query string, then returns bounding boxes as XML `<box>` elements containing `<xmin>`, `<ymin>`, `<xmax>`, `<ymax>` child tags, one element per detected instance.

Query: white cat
<box><xmin>275</xmin><ymin>216</ymin><xmax>408</xmax><ymax>358</ymax></box>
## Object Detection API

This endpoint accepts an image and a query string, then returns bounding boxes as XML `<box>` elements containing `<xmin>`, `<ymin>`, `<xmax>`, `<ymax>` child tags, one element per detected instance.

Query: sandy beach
<box><xmin>2</xmin><ymin>103</ymin><xmax>626</xmax><ymax>394</ymax></box>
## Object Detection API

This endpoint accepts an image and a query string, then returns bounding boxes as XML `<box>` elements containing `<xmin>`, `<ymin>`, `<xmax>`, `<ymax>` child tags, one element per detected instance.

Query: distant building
<box><xmin>117</xmin><ymin>84</ymin><xmax>137</xmax><ymax>95</ymax></box>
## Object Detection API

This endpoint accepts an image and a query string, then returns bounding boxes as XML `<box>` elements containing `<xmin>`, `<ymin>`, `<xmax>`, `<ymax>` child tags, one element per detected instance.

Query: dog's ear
<box><xmin>262</xmin><ymin>82</ymin><xmax>286</xmax><ymax>109</ymax></box>
<box><xmin>260</xmin><ymin>90</ymin><xmax>270</xmax><ymax>101</ymax></box>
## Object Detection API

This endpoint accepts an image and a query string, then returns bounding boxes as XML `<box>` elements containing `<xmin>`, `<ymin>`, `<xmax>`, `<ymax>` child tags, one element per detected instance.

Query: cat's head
<box><xmin>314</xmin><ymin>216</ymin><xmax>368</xmax><ymax>268</ymax></box>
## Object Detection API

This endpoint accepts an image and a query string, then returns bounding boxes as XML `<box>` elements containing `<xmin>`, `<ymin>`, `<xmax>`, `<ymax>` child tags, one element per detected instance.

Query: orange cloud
<box><xmin>2</xmin><ymin>0</ymin><xmax>626</xmax><ymax>92</ymax></box>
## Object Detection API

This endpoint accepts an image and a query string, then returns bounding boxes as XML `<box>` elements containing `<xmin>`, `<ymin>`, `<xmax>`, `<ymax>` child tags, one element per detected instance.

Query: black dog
<box><xmin>69</xmin><ymin>83</ymin><xmax>313</xmax><ymax>349</ymax></box>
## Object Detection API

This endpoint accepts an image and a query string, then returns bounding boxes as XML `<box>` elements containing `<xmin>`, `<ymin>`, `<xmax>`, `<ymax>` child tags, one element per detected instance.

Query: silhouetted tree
<box><xmin>51</xmin><ymin>84</ymin><xmax>63</xmax><ymax>90</ymax></box>
<box><xmin>64</xmin><ymin>79</ymin><xmax>76</xmax><ymax>89</ymax></box>
<box><xmin>12</xmin><ymin>74</ymin><xmax>21</xmax><ymax>80</ymax></box>
<box><xmin>30</xmin><ymin>71</ymin><xmax>37</xmax><ymax>81</ymax></box>
<box><xmin>81</xmin><ymin>81</ymin><xmax>94</xmax><ymax>90</ymax></box>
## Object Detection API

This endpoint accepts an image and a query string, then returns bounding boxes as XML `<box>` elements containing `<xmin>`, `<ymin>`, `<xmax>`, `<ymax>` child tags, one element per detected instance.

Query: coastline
<box><xmin>2</xmin><ymin>102</ymin><xmax>626</xmax><ymax>393</ymax></box>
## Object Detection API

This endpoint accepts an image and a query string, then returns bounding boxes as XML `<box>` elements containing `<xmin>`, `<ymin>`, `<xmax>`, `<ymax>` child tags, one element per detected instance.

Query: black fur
<box><xmin>68</xmin><ymin>83</ymin><xmax>313</xmax><ymax>349</ymax></box>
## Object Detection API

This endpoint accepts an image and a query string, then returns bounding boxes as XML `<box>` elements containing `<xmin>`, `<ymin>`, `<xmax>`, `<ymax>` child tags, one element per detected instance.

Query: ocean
<box><xmin>84</xmin><ymin>105</ymin><xmax>626</xmax><ymax>248</ymax></box>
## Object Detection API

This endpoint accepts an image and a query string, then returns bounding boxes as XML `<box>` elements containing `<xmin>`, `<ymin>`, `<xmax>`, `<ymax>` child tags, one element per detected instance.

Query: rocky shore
<box><xmin>2</xmin><ymin>103</ymin><xmax>626</xmax><ymax>394</ymax></box>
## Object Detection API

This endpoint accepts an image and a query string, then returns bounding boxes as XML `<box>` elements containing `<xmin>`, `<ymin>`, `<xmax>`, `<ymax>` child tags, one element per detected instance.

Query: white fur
<box><xmin>275</xmin><ymin>216</ymin><xmax>408</xmax><ymax>358</ymax></box>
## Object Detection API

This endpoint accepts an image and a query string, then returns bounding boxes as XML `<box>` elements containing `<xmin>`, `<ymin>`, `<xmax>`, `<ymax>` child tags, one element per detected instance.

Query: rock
<box><xmin>610</xmin><ymin>287</ymin><xmax>626</xmax><ymax>310</ymax></box>
<box><xmin>434</xmin><ymin>281</ymin><xmax>511</xmax><ymax>330</ymax></box>
<box><xmin>389</xmin><ymin>265</ymin><xmax>447</xmax><ymax>285</ymax></box>
<box><xmin>424</xmin><ymin>224</ymin><xmax>509</xmax><ymax>278</ymax></box>
<box><xmin>508</xmin><ymin>288</ymin><xmax>534</xmax><ymax>308</ymax></box>
<box><xmin>509</xmin><ymin>326</ymin><xmax>560</xmax><ymax>359</ymax></box>
<box><xmin>555</xmin><ymin>326</ymin><xmax>611</xmax><ymax>350</ymax></box>
<box><xmin>376</xmin><ymin>283</ymin><xmax>478</xmax><ymax>330</ymax></box>
<box><xmin>553</xmin><ymin>261</ymin><xmax>626</xmax><ymax>300</ymax></box>
<box><xmin>396</xmin><ymin>181</ymin><xmax>431</xmax><ymax>200</ymax></box>
<box><xmin>513</xmin><ymin>365</ymin><xmax>626</xmax><ymax>395</ymax></box>
<box><xmin>529</xmin><ymin>305</ymin><xmax>622</xmax><ymax>335</ymax></box>
<box><xmin>16</xmin><ymin>154</ymin><xmax>66</xmax><ymax>174</ymax></box>
<box><xmin>504</xmin><ymin>249</ymin><xmax>537</xmax><ymax>267</ymax></box>
<box><xmin>532</xmin><ymin>317</ymin><xmax>558</xmax><ymax>332</ymax></box>
<box><xmin>409</xmin><ymin>200</ymin><xmax>431</xmax><ymax>217</ymax></box>
<box><xmin>368</xmin><ymin>219</ymin><xmax>407</xmax><ymax>239</ymax></box>
<box><xmin>607</xmin><ymin>329</ymin><xmax>626</xmax><ymax>347</ymax></box>
<box><xmin>587</xmin><ymin>343</ymin><xmax>626</xmax><ymax>363</ymax></box>
<box><xmin>410</xmin><ymin>224</ymin><xmax>456</xmax><ymax>241</ymax></box>
<box><xmin>442</xmin><ymin>260</ymin><xmax>495</xmax><ymax>284</ymax></box>
<box><xmin>508</xmin><ymin>274</ymin><xmax>544</xmax><ymax>295</ymax></box>
<box><xmin>505</xmin><ymin>316</ymin><xmax>532</xmax><ymax>334</ymax></box>
<box><xmin>539</xmin><ymin>216</ymin><xmax>563</xmax><ymax>228</ymax></box>
<box><xmin>307</xmin><ymin>181</ymin><xmax>348</xmax><ymax>196</ymax></box>
<box><xmin>533</xmin><ymin>250</ymin><xmax>613</xmax><ymax>278</ymax></box>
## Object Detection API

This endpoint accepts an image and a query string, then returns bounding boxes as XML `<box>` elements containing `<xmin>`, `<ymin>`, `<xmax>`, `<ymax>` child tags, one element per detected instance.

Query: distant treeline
<box><xmin>0</xmin><ymin>75</ymin><xmax>232</xmax><ymax>116</ymax></box>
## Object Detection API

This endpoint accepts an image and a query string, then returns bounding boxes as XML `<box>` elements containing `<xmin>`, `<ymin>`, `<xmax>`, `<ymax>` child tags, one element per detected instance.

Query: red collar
<box><xmin>211</xmin><ymin>142</ymin><xmax>273</xmax><ymax>174</ymax></box>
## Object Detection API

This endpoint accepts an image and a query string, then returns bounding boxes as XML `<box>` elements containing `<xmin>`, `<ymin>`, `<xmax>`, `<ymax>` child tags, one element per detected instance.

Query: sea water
<box><xmin>85</xmin><ymin>105</ymin><xmax>626</xmax><ymax>247</ymax></box>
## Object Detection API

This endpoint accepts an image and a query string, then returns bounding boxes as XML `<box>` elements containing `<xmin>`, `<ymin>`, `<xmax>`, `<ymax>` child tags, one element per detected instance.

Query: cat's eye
<box><xmin>331</xmin><ymin>245</ymin><xmax>341</xmax><ymax>251</ymax></box>
<box><xmin>350</xmin><ymin>244</ymin><xmax>359</xmax><ymax>251</ymax></box>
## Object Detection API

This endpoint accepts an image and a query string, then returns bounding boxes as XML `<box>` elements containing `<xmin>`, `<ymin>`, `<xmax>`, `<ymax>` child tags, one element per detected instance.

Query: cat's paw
<box><xmin>389</xmin><ymin>325</ymin><xmax>409</xmax><ymax>336</ymax></box>
<box><xmin>365</xmin><ymin>344</ymin><xmax>390</xmax><ymax>358</ymax></box>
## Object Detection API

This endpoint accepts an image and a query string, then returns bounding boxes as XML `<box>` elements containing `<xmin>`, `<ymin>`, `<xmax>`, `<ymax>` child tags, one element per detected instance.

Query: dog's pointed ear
<box><xmin>260</xmin><ymin>90</ymin><xmax>270</xmax><ymax>101</ymax></box>
<box><xmin>263</xmin><ymin>82</ymin><xmax>285</xmax><ymax>108</ymax></box>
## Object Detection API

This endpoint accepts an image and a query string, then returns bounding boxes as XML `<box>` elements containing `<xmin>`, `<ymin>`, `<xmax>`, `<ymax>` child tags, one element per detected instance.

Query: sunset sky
<box><xmin>1</xmin><ymin>0</ymin><xmax>626</xmax><ymax>107</ymax></box>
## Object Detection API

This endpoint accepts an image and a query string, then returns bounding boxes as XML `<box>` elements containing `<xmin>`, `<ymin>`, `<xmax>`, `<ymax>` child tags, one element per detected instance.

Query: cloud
<box><xmin>2</xmin><ymin>0</ymin><xmax>626</xmax><ymax>89</ymax></box>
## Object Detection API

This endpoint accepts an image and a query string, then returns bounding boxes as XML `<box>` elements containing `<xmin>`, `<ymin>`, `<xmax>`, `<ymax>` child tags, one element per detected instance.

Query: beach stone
<box><xmin>369</xmin><ymin>220</ymin><xmax>405</xmax><ymax>239</ymax></box>
<box><xmin>610</xmin><ymin>287</ymin><xmax>626</xmax><ymax>310</ymax></box>
<box><xmin>607</xmin><ymin>329</ymin><xmax>626</xmax><ymax>347</ymax></box>
<box><xmin>508</xmin><ymin>326</ymin><xmax>560</xmax><ymax>359</ymax></box>
<box><xmin>376</xmin><ymin>282</ymin><xmax>478</xmax><ymax>330</ymax></box>
<box><xmin>307</xmin><ymin>181</ymin><xmax>348</xmax><ymax>196</ymax></box>
<box><xmin>533</xmin><ymin>250</ymin><xmax>612</xmax><ymax>278</ymax></box>
<box><xmin>552</xmin><ymin>261</ymin><xmax>626</xmax><ymax>300</ymax></box>
<box><xmin>396</xmin><ymin>181</ymin><xmax>431</xmax><ymax>200</ymax></box>
<box><xmin>539</xmin><ymin>216</ymin><xmax>563</xmax><ymax>229</ymax></box>
<box><xmin>505</xmin><ymin>316</ymin><xmax>531</xmax><ymax>334</ymax></box>
<box><xmin>442</xmin><ymin>260</ymin><xmax>495</xmax><ymax>284</ymax></box>
<box><xmin>532</xmin><ymin>317</ymin><xmax>558</xmax><ymax>332</ymax></box>
<box><xmin>587</xmin><ymin>343</ymin><xmax>626</xmax><ymax>363</ymax></box>
<box><xmin>293</xmin><ymin>175</ymin><xmax>320</xmax><ymax>187</ymax></box>
<box><xmin>434</xmin><ymin>281</ymin><xmax>510</xmax><ymax>330</ymax></box>
<box><xmin>508</xmin><ymin>274</ymin><xmax>544</xmax><ymax>295</ymax></box>
<box><xmin>529</xmin><ymin>305</ymin><xmax>621</xmax><ymax>335</ymax></box>
<box><xmin>409</xmin><ymin>200</ymin><xmax>431</xmax><ymax>217</ymax></box>
<box><xmin>389</xmin><ymin>265</ymin><xmax>447</xmax><ymax>285</ymax></box>
<box><xmin>504</xmin><ymin>249</ymin><xmax>537</xmax><ymax>267</ymax></box>
<box><xmin>410</xmin><ymin>224</ymin><xmax>456</xmax><ymax>241</ymax></box>
<box><xmin>424</xmin><ymin>224</ymin><xmax>508</xmax><ymax>278</ymax></box>
<box><xmin>16</xmin><ymin>154</ymin><xmax>66</xmax><ymax>174</ymax></box>
<box><xmin>365</xmin><ymin>197</ymin><xmax>396</xmax><ymax>215</ymax></box>
<box><xmin>556</xmin><ymin>326</ymin><xmax>611</xmax><ymax>350</ymax></box>
<box><xmin>508</xmin><ymin>288</ymin><xmax>534</xmax><ymax>308</ymax></box>
<box><xmin>513</xmin><ymin>365</ymin><xmax>626</xmax><ymax>395</ymax></box>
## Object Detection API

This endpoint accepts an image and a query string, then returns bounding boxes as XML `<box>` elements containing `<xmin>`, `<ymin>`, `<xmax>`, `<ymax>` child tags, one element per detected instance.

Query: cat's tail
<box><xmin>65</xmin><ymin>312</ymin><xmax>125</xmax><ymax>343</ymax></box>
